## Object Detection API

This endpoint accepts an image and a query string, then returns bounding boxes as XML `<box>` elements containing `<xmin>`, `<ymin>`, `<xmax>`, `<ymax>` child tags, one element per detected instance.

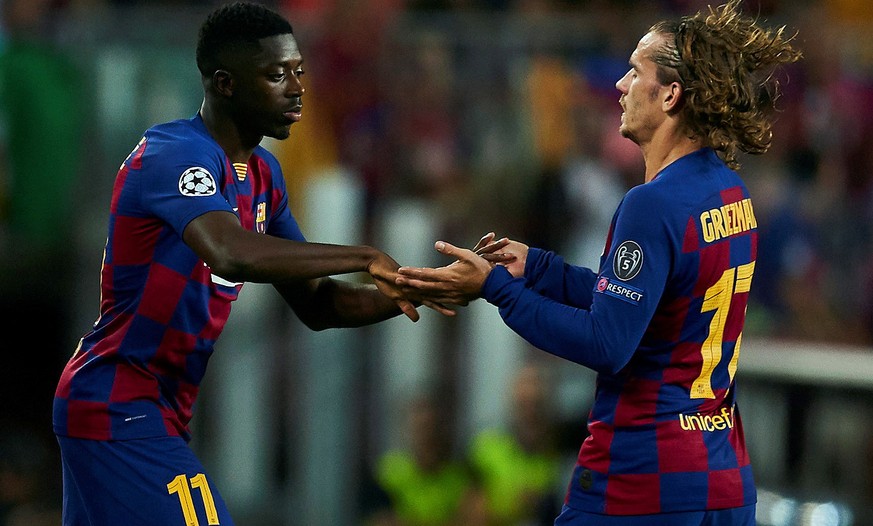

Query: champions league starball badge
<box><xmin>178</xmin><ymin>167</ymin><xmax>217</xmax><ymax>197</ymax></box>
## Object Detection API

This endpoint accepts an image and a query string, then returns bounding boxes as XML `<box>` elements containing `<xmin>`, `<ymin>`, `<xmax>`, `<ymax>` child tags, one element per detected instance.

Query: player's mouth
<box><xmin>283</xmin><ymin>106</ymin><xmax>302</xmax><ymax>122</ymax></box>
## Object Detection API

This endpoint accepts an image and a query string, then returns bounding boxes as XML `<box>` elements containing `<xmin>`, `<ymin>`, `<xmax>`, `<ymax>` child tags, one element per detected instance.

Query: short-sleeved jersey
<box><xmin>482</xmin><ymin>148</ymin><xmax>757</xmax><ymax>514</ymax></box>
<box><xmin>53</xmin><ymin>114</ymin><xmax>305</xmax><ymax>441</ymax></box>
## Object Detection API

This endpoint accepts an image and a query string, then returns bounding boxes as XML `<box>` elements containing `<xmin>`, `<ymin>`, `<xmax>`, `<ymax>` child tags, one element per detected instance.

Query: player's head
<box><xmin>197</xmin><ymin>2</ymin><xmax>304</xmax><ymax>141</ymax></box>
<box><xmin>196</xmin><ymin>2</ymin><xmax>294</xmax><ymax>78</ymax></box>
<box><xmin>627</xmin><ymin>0</ymin><xmax>801</xmax><ymax>168</ymax></box>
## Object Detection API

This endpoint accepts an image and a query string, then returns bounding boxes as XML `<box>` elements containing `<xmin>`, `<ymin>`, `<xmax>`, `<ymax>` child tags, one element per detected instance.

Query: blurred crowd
<box><xmin>359</xmin><ymin>362</ymin><xmax>568</xmax><ymax>526</ymax></box>
<box><xmin>0</xmin><ymin>0</ymin><xmax>872</xmax><ymax>524</ymax></box>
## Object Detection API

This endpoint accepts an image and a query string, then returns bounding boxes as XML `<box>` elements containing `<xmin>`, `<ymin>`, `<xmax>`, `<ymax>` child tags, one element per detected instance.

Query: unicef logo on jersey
<box><xmin>613</xmin><ymin>240</ymin><xmax>643</xmax><ymax>281</ymax></box>
<box><xmin>178</xmin><ymin>167</ymin><xmax>217</xmax><ymax>197</ymax></box>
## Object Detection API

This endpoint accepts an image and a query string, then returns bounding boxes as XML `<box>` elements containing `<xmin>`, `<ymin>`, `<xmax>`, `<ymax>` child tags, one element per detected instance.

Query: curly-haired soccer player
<box><xmin>397</xmin><ymin>1</ymin><xmax>802</xmax><ymax>524</ymax></box>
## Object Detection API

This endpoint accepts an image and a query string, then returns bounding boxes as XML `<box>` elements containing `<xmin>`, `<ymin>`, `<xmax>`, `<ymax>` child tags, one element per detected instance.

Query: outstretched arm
<box><xmin>183</xmin><ymin>210</ymin><xmax>420</xmax><ymax>322</ymax></box>
<box><xmin>396</xmin><ymin>240</ymin><xmax>642</xmax><ymax>372</ymax></box>
<box><xmin>476</xmin><ymin>232</ymin><xmax>597</xmax><ymax>308</ymax></box>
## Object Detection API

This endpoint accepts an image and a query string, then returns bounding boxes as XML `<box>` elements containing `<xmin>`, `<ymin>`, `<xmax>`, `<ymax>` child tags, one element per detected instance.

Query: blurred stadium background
<box><xmin>0</xmin><ymin>0</ymin><xmax>871</xmax><ymax>525</ymax></box>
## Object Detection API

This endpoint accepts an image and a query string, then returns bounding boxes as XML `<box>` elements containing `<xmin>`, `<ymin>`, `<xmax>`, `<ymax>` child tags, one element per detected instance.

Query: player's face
<box><xmin>231</xmin><ymin>33</ymin><xmax>305</xmax><ymax>142</ymax></box>
<box><xmin>615</xmin><ymin>32</ymin><xmax>669</xmax><ymax>145</ymax></box>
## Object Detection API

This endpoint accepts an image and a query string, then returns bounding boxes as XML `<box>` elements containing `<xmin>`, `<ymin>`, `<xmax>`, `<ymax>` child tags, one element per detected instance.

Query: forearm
<box><xmin>229</xmin><ymin>236</ymin><xmax>379</xmax><ymax>284</ymax></box>
<box><xmin>292</xmin><ymin>278</ymin><xmax>403</xmax><ymax>330</ymax></box>
<box><xmin>525</xmin><ymin>248</ymin><xmax>597</xmax><ymax>308</ymax></box>
<box><xmin>483</xmin><ymin>266</ymin><xmax>640</xmax><ymax>374</ymax></box>
<box><xmin>183</xmin><ymin>212</ymin><xmax>380</xmax><ymax>283</ymax></box>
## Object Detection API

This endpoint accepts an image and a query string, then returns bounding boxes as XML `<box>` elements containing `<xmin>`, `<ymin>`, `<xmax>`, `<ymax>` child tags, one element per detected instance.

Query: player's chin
<box><xmin>267</xmin><ymin>124</ymin><xmax>293</xmax><ymax>140</ymax></box>
<box><xmin>618</xmin><ymin>126</ymin><xmax>638</xmax><ymax>144</ymax></box>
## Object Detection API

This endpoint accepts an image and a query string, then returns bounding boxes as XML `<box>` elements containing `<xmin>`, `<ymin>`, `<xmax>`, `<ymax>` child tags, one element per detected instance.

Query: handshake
<box><xmin>368</xmin><ymin>232</ymin><xmax>529</xmax><ymax>322</ymax></box>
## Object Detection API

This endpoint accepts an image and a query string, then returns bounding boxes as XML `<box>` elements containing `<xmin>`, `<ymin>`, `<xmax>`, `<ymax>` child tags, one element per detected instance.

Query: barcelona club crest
<box><xmin>256</xmin><ymin>202</ymin><xmax>266</xmax><ymax>233</ymax></box>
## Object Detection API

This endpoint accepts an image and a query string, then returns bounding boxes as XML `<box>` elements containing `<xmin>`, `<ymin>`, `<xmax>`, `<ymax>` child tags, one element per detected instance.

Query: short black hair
<box><xmin>196</xmin><ymin>2</ymin><xmax>294</xmax><ymax>77</ymax></box>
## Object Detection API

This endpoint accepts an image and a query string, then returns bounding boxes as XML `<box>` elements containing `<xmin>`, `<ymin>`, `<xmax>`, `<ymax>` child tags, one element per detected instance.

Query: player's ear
<box><xmin>663</xmin><ymin>82</ymin><xmax>684</xmax><ymax>113</ymax></box>
<box><xmin>213</xmin><ymin>69</ymin><xmax>234</xmax><ymax>97</ymax></box>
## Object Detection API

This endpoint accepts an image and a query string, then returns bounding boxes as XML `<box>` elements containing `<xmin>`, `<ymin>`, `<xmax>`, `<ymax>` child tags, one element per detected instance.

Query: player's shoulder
<box><xmin>144</xmin><ymin>117</ymin><xmax>218</xmax><ymax>153</ymax></box>
<box><xmin>623</xmin><ymin>177</ymin><xmax>673</xmax><ymax>212</ymax></box>
<box><xmin>135</xmin><ymin>116</ymin><xmax>225</xmax><ymax>174</ymax></box>
<box><xmin>633</xmin><ymin>148</ymin><xmax>743</xmax><ymax>207</ymax></box>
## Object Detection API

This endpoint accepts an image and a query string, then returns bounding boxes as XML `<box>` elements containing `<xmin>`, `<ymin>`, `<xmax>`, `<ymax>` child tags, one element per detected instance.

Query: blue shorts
<box><xmin>58</xmin><ymin>435</ymin><xmax>235</xmax><ymax>526</ymax></box>
<box><xmin>553</xmin><ymin>503</ymin><xmax>756</xmax><ymax>526</ymax></box>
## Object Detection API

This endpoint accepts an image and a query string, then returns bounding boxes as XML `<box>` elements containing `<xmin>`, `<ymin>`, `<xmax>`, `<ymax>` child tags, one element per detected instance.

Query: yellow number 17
<box><xmin>690</xmin><ymin>261</ymin><xmax>755</xmax><ymax>399</ymax></box>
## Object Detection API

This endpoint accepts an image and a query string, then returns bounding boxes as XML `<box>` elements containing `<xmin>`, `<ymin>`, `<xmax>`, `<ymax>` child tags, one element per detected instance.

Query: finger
<box><xmin>475</xmin><ymin>238</ymin><xmax>510</xmax><ymax>255</ymax></box>
<box><xmin>481</xmin><ymin>252</ymin><xmax>516</xmax><ymax>263</ymax></box>
<box><xmin>434</xmin><ymin>241</ymin><xmax>474</xmax><ymax>261</ymax></box>
<box><xmin>471</xmin><ymin>232</ymin><xmax>495</xmax><ymax>252</ymax></box>
<box><xmin>422</xmin><ymin>300</ymin><xmax>457</xmax><ymax>317</ymax></box>
<box><xmin>397</xmin><ymin>283</ymin><xmax>472</xmax><ymax>306</ymax></box>
<box><xmin>397</xmin><ymin>300</ymin><xmax>420</xmax><ymax>322</ymax></box>
<box><xmin>396</xmin><ymin>275</ymin><xmax>453</xmax><ymax>292</ymax></box>
<box><xmin>397</xmin><ymin>266</ymin><xmax>452</xmax><ymax>281</ymax></box>
<box><xmin>396</xmin><ymin>276</ymin><xmax>470</xmax><ymax>298</ymax></box>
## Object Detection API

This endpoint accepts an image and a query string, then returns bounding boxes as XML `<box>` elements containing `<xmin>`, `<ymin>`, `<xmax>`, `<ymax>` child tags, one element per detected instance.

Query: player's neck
<box><xmin>640</xmin><ymin>129</ymin><xmax>702</xmax><ymax>182</ymax></box>
<box><xmin>199</xmin><ymin>101</ymin><xmax>260</xmax><ymax>163</ymax></box>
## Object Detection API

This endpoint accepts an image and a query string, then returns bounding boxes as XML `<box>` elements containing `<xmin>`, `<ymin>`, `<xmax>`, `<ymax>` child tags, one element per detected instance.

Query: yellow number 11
<box><xmin>167</xmin><ymin>473</ymin><xmax>220</xmax><ymax>526</ymax></box>
<box><xmin>690</xmin><ymin>261</ymin><xmax>755</xmax><ymax>399</ymax></box>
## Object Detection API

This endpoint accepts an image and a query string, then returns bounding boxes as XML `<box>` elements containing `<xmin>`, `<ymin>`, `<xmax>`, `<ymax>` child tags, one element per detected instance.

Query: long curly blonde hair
<box><xmin>649</xmin><ymin>0</ymin><xmax>802</xmax><ymax>169</ymax></box>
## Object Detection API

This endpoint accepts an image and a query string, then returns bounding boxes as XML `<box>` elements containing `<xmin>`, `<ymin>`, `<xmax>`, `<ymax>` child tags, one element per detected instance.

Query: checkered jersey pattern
<box><xmin>482</xmin><ymin>148</ymin><xmax>757</xmax><ymax>514</ymax></box>
<box><xmin>53</xmin><ymin>115</ymin><xmax>305</xmax><ymax>441</ymax></box>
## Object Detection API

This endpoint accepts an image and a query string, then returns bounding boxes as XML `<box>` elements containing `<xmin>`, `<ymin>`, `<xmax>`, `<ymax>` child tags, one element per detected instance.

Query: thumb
<box><xmin>434</xmin><ymin>240</ymin><xmax>460</xmax><ymax>256</ymax></box>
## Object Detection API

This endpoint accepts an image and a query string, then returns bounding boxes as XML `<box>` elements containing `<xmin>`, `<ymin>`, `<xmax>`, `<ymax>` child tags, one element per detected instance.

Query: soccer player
<box><xmin>396</xmin><ymin>1</ymin><xmax>801</xmax><ymax>524</ymax></box>
<box><xmin>52</xmin><ymin>3</ymin><xmax>443</xmax><ymax>525</ymax></box>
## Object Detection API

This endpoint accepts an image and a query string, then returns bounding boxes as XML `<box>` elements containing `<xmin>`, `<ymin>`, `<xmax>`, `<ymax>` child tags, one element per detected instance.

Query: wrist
<box><xmin>362</xmin><ymin>245</ymin><xmax>379</xmax><ymax>273</ymax></box>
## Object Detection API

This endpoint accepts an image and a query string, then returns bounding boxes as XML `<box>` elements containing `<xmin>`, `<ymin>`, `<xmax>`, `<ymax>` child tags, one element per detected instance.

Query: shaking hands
<box><xmin>395</xmin><ymin>232</ymin><xmax>528</xmax><ymax>315</ymax></box>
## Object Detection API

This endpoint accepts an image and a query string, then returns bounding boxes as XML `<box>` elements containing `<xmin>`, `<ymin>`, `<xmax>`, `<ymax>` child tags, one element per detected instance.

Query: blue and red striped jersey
<box><xmin>53</xmin><ymin>114</ymin><xmax>305</xmax><ymax>441</ymax></box>
<box><xmin>482</xmin><ymin>148</ymin><xmax>757</xmax><ymax>514</ymax></box>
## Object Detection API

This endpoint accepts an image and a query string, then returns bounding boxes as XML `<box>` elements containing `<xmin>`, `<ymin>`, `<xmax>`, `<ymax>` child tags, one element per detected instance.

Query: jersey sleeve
<box><xmin>523</xmin><ymin>247</ymin><xmax>598</xmax><ymax>309</ymax></box>
<box><xmin>482</xmin><ymin>186</ymin><xmax>673</xmax><ymax>374</ymax></box>
<box><xmin>136</xmin><ymin>132</ymin><xmax>234</xmax><ymax>237</ymax></box>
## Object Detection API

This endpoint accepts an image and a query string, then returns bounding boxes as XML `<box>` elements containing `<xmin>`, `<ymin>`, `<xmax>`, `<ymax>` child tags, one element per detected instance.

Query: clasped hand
<box><xmin>396</xmin><ymin>232</ymin><xmax>527</xmax><ymax>313</ymax></box>
<box><xmin>369</xmin><ymin>233</ymin><xmax>527</xmax><ymax>320</ymax></box>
